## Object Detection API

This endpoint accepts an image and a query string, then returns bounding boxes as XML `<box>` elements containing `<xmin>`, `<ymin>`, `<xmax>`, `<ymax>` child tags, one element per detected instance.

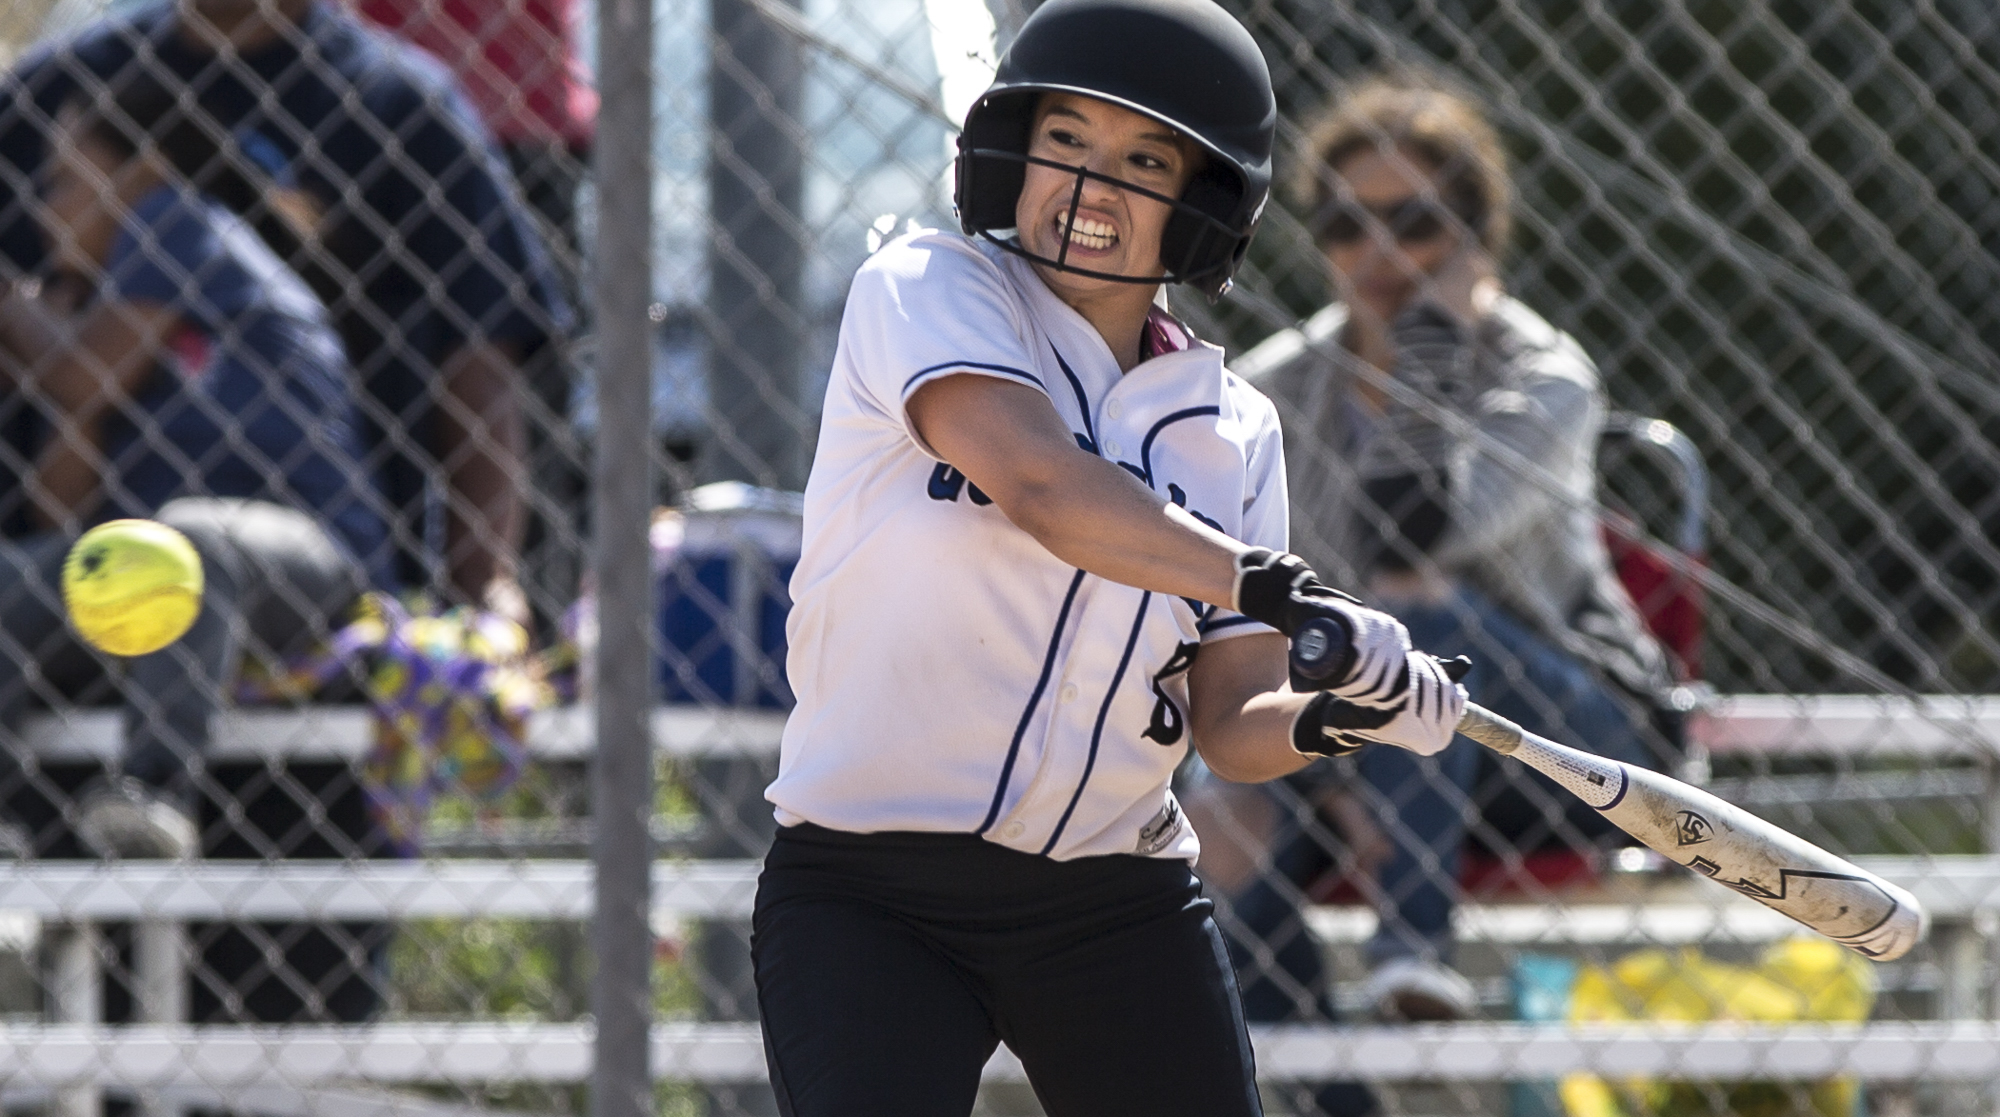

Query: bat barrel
<box><xmin>1466</xmin><ymin>713</ymin><xmax>1928</xmax><ymax>962</ymax></box>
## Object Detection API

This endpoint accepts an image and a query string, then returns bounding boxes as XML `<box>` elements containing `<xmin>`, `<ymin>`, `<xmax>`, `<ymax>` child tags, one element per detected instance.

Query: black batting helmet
<box><xmin>954</xmin><ymin>0</ymin><xmax>1276</xmax><ymax>300</ymax></box>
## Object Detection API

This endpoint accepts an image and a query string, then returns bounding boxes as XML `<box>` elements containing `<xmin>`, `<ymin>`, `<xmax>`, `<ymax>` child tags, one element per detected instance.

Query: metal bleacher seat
<box><xmin>6</xmin><ymin>697</ymin><xmax>2000</xmax><ymax>1100</ymax></box>
<box><xmin>7</xmin><ymin>478</ymin><xmax>1998</xmax><ymax>1099</ymax></box>
<box><xmin>8</xmin><ymin>459</ymin><xmax>1998</xmax><ymax>1102</ymax></box>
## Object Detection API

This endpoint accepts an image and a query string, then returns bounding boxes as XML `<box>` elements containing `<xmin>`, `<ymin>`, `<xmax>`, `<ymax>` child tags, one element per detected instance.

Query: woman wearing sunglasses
<box><xmin>1229</xmin><ymin>75</ymin><xmax>1674</xmax><ymax>1046</ymax></box>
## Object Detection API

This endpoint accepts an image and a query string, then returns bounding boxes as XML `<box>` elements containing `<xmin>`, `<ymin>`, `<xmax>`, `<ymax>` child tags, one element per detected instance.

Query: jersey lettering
<box><xmin>1143</xmin><ymin>640</ymin><xmax>1202</xmax><ymax>745</ymax></box>
<box><xmin>927</xmin><ymin>462</ymin><xmax>992</xmax><ymax>505</ymax></box>
<box><xmin>1166</xmin><ymin>483</ymin><xmax>1224</xmax><ymax>533</ymax></box>
<box><xmin>1165</xmin><ymin>483</ymin><xmax>1221</xmax><ymax>615</ymax></box>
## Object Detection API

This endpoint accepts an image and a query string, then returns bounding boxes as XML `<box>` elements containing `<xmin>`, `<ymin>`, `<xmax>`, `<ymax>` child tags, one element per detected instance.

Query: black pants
<box><xmin>752</xmin><ymin>823</ymin><xmax>1264</xmax><ymax>1117</ymax></box>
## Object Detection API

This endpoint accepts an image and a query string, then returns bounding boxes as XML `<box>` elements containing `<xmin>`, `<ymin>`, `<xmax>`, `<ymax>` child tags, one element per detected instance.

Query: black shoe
<box><xmin>76</xmin><ymin>777</ymin><xmax>198</xmax><ymax>859</ymax></box>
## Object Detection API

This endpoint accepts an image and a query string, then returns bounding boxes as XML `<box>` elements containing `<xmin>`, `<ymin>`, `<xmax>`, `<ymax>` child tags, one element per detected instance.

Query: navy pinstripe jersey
<box><xmin>767</xmin><ymin>230</ymin><xmax>1288</xmax><ymax>861</ymax></box>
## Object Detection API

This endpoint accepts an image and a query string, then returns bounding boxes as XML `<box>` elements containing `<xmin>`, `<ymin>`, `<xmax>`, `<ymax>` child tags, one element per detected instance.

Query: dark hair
<box><xmin>1295</xmin><ymin>72</ymin><xmax>1512</xmax><ymax>256</ymax></box>
<box><xmin>65</xmin><ymin>72</ymin><xmax>313</xmax><ymax>262</ymax></box>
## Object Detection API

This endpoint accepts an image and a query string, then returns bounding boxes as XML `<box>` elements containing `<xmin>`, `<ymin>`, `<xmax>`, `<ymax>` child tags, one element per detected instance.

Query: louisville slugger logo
<box><xmin>1675</xmin><ymin>810</ymin><xmax>1712</xmax><ymax>846</ymax></box>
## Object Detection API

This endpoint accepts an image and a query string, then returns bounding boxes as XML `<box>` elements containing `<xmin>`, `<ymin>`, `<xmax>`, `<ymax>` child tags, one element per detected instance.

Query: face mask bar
<box><xmin>960</xmin><ymin>146</ymin><xmax>1243</xmax><ymax>287</ymax></box>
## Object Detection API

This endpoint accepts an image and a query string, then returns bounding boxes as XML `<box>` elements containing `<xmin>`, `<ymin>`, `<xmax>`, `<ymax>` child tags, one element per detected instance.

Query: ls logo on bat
<box><xmin>1675</xmin><ymin>810</ymin><xmax>1713</xmax><ymax>846</ymax></box>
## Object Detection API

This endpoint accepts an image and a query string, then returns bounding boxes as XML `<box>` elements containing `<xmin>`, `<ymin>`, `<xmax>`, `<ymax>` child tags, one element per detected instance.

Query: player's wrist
<box><xmin>1232</xmin><ymin>548</ymin><xmax>1364</xmax><ymax>635</ymax></box>
<box><xmin>1231</xmin><ymin>548</ymin><xmax>1309</xmax><ymax>633</ymax></box>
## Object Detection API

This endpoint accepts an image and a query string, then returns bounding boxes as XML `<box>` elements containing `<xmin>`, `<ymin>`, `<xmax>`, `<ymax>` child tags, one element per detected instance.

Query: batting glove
<box><xmin>1230</xmin><ymin>549</ymin><xmax>1414</xmax><ymax>704</ymax></box>
<box><xmin>1292</xmin><ymin>653</ymin><xmax>1470</xmax><ymax>758</ymax></box>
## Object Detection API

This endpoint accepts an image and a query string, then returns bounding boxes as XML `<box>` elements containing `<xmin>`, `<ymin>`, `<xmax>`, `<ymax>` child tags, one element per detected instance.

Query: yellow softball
<box><xmin>62</xmin><ymin>520</ymin><xmax>205</xmax><ymax>657</ymax></box>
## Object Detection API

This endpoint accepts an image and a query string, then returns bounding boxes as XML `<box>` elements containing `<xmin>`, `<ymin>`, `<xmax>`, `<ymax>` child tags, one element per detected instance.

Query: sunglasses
<box><xmin>1312</xmin><ymin>196</ymin><xmax>1470</xmax><ymax>246</ymax></box>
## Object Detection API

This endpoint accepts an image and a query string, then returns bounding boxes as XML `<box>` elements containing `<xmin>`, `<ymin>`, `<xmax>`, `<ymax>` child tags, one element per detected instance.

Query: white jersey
<box><xmin>766</xmin><ymin>231</ymin><xmax>1289</xmax><ymax>861</ymax></box>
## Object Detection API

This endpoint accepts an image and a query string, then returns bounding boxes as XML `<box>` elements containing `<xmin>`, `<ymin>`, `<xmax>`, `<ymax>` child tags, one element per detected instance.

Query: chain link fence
<box><xmin>0</xmin><ymin>0</ymin><xmax>1994</xmax><ymax>1116</ymax></box>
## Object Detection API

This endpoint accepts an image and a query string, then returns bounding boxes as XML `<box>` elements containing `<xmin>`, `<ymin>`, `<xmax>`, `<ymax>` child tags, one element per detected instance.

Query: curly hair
<box><xmin>1295</xmin><ymin>72</ymin><xmax>1512</xmax><ymax>256</ymax></box>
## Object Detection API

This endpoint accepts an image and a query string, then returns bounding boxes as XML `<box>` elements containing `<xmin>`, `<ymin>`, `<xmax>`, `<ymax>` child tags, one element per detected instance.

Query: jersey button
<box><xmin>1106</xmin><ymin>400</ymin><xmax>1124</xmax><ymax>420</ymax></box>
<box><xmin>1003</xmin><ymin>821</ymin><xmax>1026</xmax><ymax>839</ymax></box>
<box><xmin>1060</xmin><ymin>683</ymin><xmax>1079</xmax><ymax>702</ymax></box>
<box><xmin>1103</xmin><ymin>440</ymin><xmax>1122</xmax><ymax>457</ymax></box>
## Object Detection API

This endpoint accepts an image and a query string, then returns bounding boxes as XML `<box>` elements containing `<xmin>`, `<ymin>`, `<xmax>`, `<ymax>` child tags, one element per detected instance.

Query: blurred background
<box><xmin>0</xmin><ymin>0</ymin><xmax>1995</xmax><ymax>1116</ymax></box>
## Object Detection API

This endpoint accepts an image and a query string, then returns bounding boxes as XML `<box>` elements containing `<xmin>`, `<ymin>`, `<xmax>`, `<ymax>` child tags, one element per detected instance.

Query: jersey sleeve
<box><xmin>835</xmin><ymin>233</ymin><xmax>1050</xmax><ymax>459</ymax></box>
<box><xmin>1201</xmin><ymin>386</ymin><xmax>1290</xmax><ymax>644</ymax></box>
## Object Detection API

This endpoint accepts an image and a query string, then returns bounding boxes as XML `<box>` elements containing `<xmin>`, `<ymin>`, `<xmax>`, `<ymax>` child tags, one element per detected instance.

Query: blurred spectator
<box><xmin>0</xmin><ymin>0</ymin><xmax>572</xmax><ymax>615</ymax></box>
<box><xmin>1229</xmin><ymin>74</ymin><xmax>1675</xmax><ymax>1043</ymax></box>
<box><xmin>0</xmin><ymin>73</ymin><xmax>385</xmax><ymax>860</ymax></box>
<box><xmin>354</xmin><ymin>0</ymin><xmax>594</xmax><ymax>628</ymax></box>
<box><xmin>0</xmin><ymin>0</ymin><xmax>567</xmax><ymax>1027</ymax></box>
<box><xmin>355</xmin><ymin>0</ymin><xmax>593</xmax><ymax>258</ymax></box>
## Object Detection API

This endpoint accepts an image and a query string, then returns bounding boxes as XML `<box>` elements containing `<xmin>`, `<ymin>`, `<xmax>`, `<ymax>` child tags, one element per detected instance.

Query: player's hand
<box><xmin>1291</xmin><ymin>653</ymin><xmax>1470</xmax><ymax>758</ymax></box>
<box><xmin>1232</xmin><ymin>548</ymin><xmax>1414</xmax><ymax>703</ymax></box>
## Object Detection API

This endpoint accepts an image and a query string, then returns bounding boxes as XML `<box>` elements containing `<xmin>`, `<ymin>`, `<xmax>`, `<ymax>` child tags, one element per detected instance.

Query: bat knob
<box><xmin>1290</xmin><ymin>616</ymin><xmax>1355</xmax><ymax>685</ymax></box>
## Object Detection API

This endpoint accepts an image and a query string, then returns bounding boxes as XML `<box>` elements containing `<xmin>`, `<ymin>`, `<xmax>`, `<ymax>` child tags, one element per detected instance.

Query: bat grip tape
<box><xmin>1456</xmin><ymin>703</ymin><xmax>1525</xmax><ymax>755</ymax></box>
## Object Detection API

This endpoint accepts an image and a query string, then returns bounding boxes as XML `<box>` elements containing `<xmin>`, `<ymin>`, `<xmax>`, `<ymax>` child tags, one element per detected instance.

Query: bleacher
<box><xmin>6</xmin><ymin>695</ymin><xmax>1998</xmax><ymax>1111</ymax></box>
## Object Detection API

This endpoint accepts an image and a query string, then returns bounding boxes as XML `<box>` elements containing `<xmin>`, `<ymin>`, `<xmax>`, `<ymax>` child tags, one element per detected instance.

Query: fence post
<box><xmin>703</xmin><ymin>0</ymin><xmax>806</xmax><ymax>490</ymax></box>
<box><xmin>591</xmin><ymin>0</ymin><xmax>655</xmax><ymax>1110</ymax></box>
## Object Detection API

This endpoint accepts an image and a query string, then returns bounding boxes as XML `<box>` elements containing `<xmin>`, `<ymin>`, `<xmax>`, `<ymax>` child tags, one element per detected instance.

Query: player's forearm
<box><xmin>1193</xmin><ymin>689</ymin><xmax>1315</xmax><ymax>782</ymax></box>
<box><xmin>911</xmin><ymin>374</ymin><xmax>1262</xmax><ymax>608</ymax></box>
<box><xmin>997</xmin><ymin>454</ymin><xmax>1246</xmax><ymax>609</ymax></box>
<box><xmin>1185</xmin><ymin>632</ymin><xmax>1315</xmax><ymax>783</ymax></box>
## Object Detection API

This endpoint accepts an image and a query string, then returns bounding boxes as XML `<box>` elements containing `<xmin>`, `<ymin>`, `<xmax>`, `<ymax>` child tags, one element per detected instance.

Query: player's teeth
<box><xmin>1057</xmin><ymin>213</ymin><xmax>1117</xmax><ymax>248</ymax></box>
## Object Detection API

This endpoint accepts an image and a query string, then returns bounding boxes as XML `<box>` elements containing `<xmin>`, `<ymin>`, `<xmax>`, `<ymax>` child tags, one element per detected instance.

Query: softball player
<box><xmin>754</xmin><ymin>2</ymin><xmax>1467</xmax><ymax>1113</ymax></box>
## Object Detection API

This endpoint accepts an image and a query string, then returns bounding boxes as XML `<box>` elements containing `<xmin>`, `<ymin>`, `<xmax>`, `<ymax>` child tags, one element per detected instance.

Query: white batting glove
<box><xmin>1293</xmin><ymin>653</ymin><xmax>1469</xmax><ymax>758</ymax></box>
<box><xmin>1319</xmin><ymin>600</ymin><xmax>1416</xmax><ymax>708</ymax></box>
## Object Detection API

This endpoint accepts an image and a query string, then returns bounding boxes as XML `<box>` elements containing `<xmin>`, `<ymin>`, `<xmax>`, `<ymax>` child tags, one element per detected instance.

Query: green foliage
<box><xmin>390</xmin><ymin>918</ymin><xmax>587</xmax><ymax>1020</ymax></box>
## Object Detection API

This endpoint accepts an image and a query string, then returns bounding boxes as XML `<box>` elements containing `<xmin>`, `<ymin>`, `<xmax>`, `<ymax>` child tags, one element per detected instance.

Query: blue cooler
<box><xmin>656</xmin><ymin>482</ymin><xmax>802</xmax><ymax>709</ymax></box>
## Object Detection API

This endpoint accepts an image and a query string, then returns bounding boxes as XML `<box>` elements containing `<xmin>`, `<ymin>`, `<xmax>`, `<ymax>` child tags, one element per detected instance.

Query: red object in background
<box><xmin>358</xmin><ymin>0</ymin><xmax>597</xmax><ymax>148</ymax></box>
<box><xmin>1306</xmin><ymin>848</ymin><xmax>1601</xmax><ymax>904</ymax></box>
<box><xmin>1601</xmin><ymin>516</ymin><xmax>1707</xmax><ymax>681</ymax></box>
<box><xmin>165</xmin><ymin>322</ymin><xmax>218</xmax><ymax>385</ymax></box>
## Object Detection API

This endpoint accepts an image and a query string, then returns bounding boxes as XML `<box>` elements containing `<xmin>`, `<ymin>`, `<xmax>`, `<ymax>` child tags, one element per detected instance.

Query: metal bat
<box><xmin>1289</xmin><ymin>617</ymin><xmax>1927</xmax><ymax>961</ymax></box>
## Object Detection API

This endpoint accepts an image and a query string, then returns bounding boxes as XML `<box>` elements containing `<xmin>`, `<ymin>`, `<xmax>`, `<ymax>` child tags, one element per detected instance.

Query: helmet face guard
<box><xmin>958</xmin><ymin>144</ymin><xmax>1255</xmax><ymax>292</ymax></box>
<box><xmin>951</xmin><ymin>0</ymin><xmax>1276</xmax><ymax>303</ymax></box>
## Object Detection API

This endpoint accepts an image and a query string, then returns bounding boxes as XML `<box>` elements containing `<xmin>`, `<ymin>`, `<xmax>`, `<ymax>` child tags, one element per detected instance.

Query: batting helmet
<box><xmin>954</xmin><ymin>0</ymin><xmax>1276</xmax><ymax>300</ymax></box>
